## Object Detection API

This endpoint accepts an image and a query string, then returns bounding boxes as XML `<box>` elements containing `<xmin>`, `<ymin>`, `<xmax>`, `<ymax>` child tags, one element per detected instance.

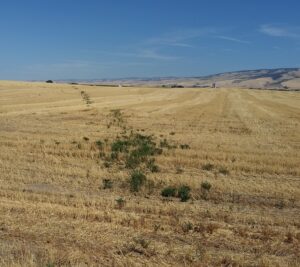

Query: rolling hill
<box><xmin>60</xmin><ymin>68</ymin><xmax>300</xmax><ymax>90</ymax></box>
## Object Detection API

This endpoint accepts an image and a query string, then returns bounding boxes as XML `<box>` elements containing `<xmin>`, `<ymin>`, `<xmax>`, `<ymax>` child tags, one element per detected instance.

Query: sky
<box><xmin>0</xmin><ymin>0</ymin><xmax>300</xmax><ymax>80</ymax></box>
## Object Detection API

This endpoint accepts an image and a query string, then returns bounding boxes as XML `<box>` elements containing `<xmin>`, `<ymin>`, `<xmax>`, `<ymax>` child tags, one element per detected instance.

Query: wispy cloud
<box><xmin>259</xmin><ymin>24</ymin><xmax>300</xmax><ymax>38</ymax></box>
<box><xmin>168</xmin><ymin>42</ymin><xmax>194</xmax><ymax>48</ymax></box>
<box><xmin>85</xmin><ymin>27</ymin><xmax>250</xmax><ymax>64</ymax></box>
<box><xmin>215</xmin><ymin>35</ymin><xmax>250</xmax><ymax>44</ymax></box>
<box><xmin>137</xmin><ymin>49</ymin><xmax>179</xmax><ymax>60</ymax></box>
<box><xmin>85</xmin><ymin>28</ymin><xmax>215</xmax><ymax>62</ymax></box>
<box><xmin>93</xmin><ymin>49</ymin><xmax>178</xmax><ymax>61</ymax></box>
<box><xmin>144</xmin><ymin>28</ymin><xmax>216</xmax><ymax>48</ymax></box>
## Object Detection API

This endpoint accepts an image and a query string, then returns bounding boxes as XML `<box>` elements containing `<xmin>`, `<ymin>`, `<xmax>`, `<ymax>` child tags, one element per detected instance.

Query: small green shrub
<box><xmin>178</xmin><ymin>185</ymin><xmax>191</xmax><ymax>202</ymax></box>
<box><xmin>181</xmin><ymin>222</ymin><xmax>193</xmax><ymax>233</ymax></box>
<box><xmin>180</xmin><ymin>144</ymin><xmax>190</xmax><ymax>149</ymax></box>
<box><xmin>111</xmin><ymin>109</ymin><xmax>122</xmax><ymax>118</ymax></box>
<box><xmin>161</xmin><ymin>186</ymin><xmax>177</xmax><ymax>197</ymax></box>
<box><xmin>110</xmin><ymin>151</ymin><xmax>119</xmax><ymax>160</ymax></box>
<box><xmin>146</xmin><ymin>180</ymin><xmax>155</xmax><ymax>195</ymax></box>
<box><xmin>154</xmin><ymin>148</ymin><xmax>163</xmax><ymax>155</ymax></box>
<box><xmin>133</xmin><ymin>237</ymin><xmax>151</xmax><ymax>249</ymax></box>
<box><xmin>136</xmin><ymin>142</ymin><xmax>156</xmax><ymax>157</ymax></box>
<box><xmin>116</xmin><ymin>197</ymin><xmax>125</xmax><ymax>209</ymax></box>
<box><xmin>160</xmin><ymin>139</ymin><xmax>171</xmax><ymax>148</ymax></box>
<box><xmin>201</xmin><ymin>181</ymin><xmax>212</xmax><ymax>191</ymax></box>
<box><xmin>130</xmin><ymin>171</ymin><xmax>146</xmax><ymax>192</ymax></box>
<box><xmin>103</xmin><ymin>179</ymin><xmax>113</xmax><ymax>189</ymax></box>
<box><xmin>149</xmin><ymin>164</ymin><xmax>160</xmax><ymax>173</ymax></box>
<box><xmin>111</xmin><ymin>140</ymin><xmax>130</xmax><ymax>152</ymax></box>
<box><xmin>202</xmin><ymin>163</ymin><xmax>214</xmax><ymax>171</ymax></box>
<box><xmin>147</xmin><ymin>159</ymin><xmax>160</xmax><ymax>173</ymax></box>
<box><xmin>275</xmin><ymin>199</ymin><xmax>285</xmax><ymax>209</ymax></box>
<box><xmin>125</xmin><ymin>152</ymin><xmax>142</xmax><ymax>169</ymax></box>
<box><xmin>201</xmin><ymin>181</ymin><xmax>212</xmax><ymax>200</ymax></box>
<box><xmin>95</xmin><ymin>140</ymin><xmax>104</xmax><ymax>149</ymax></box>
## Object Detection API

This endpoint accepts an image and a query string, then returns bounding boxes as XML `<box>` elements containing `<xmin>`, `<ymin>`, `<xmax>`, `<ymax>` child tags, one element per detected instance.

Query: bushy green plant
<box><xmin>161</xmin><ymin>186</ymin><xmax>177</xmax><ymax>197</ymax></box>
<box><xmin>136</xmin><ymin>142</ymin><xmax>156</xmax><ymax>157</ymax></box>
<box><xmin>111</xmin><ymin>139</ymin><xmax>130</xmax><ymax>152</ymax></box>
<box><xmin>125</xmin><ymin>151</ymin><xmax>142</xmax><ymax>169</ymax></box>
<box><xmin>130</xmin><ymin>171</ymin><xmax>146</xmax><ymax>192</ymax></box>
<box><xmin>178</xmin><ymin>185</ymin><xmax>191</xmax><ymax>202</ymax></box>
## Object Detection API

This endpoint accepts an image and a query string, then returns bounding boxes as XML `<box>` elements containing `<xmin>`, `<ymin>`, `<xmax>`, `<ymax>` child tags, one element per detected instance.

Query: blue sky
<box><xmin>0</xmin><ymin>0</ymin><xmax>300</xmax><ymax>80</ymax></box>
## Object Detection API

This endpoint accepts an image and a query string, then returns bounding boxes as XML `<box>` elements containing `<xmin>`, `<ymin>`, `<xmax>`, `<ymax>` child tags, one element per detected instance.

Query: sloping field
<box><xmin>0</xmin><ymin>81</ymin><xmax>299</xmax><ymax>266</ymax></box>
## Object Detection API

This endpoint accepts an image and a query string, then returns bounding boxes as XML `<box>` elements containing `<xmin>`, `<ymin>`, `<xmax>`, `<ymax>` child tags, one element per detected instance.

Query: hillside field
<box><xmin>0</xmin><ymin>81</ymin><xmax>299</xmax><ymax>266</ymax></box>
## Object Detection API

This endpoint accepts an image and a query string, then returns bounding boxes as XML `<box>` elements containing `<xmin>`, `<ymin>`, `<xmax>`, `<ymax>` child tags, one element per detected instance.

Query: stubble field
<box><xmin>0</xmin><ymin>81</ymin><xmax>299</xmax><ymax>266</ymax></box>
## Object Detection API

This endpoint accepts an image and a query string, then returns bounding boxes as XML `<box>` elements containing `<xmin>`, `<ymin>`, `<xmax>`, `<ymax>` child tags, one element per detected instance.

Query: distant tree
<box><xmin>46</xmin><ymin>80</ymin><xmax>53</xmax><ymax>83</ymax></box>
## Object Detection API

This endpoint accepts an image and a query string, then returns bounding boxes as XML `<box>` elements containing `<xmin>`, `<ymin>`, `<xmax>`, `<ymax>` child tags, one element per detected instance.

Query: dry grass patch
<box><xmin>0</xmin><ymin>81</ymin><xmax>299</xmax><ymax>266</ymax></box>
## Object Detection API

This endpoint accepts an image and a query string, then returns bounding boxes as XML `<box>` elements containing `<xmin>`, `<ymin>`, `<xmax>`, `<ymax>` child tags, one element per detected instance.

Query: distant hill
<box><xmin>58</xmin><ymin>68</ymin><xmax>300</xmax><ymax>90</ymax></box>
<box><xmin>192</xmin><ymin>68</ymin><xmax>300</xmax><ymax>90</ymax></box>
